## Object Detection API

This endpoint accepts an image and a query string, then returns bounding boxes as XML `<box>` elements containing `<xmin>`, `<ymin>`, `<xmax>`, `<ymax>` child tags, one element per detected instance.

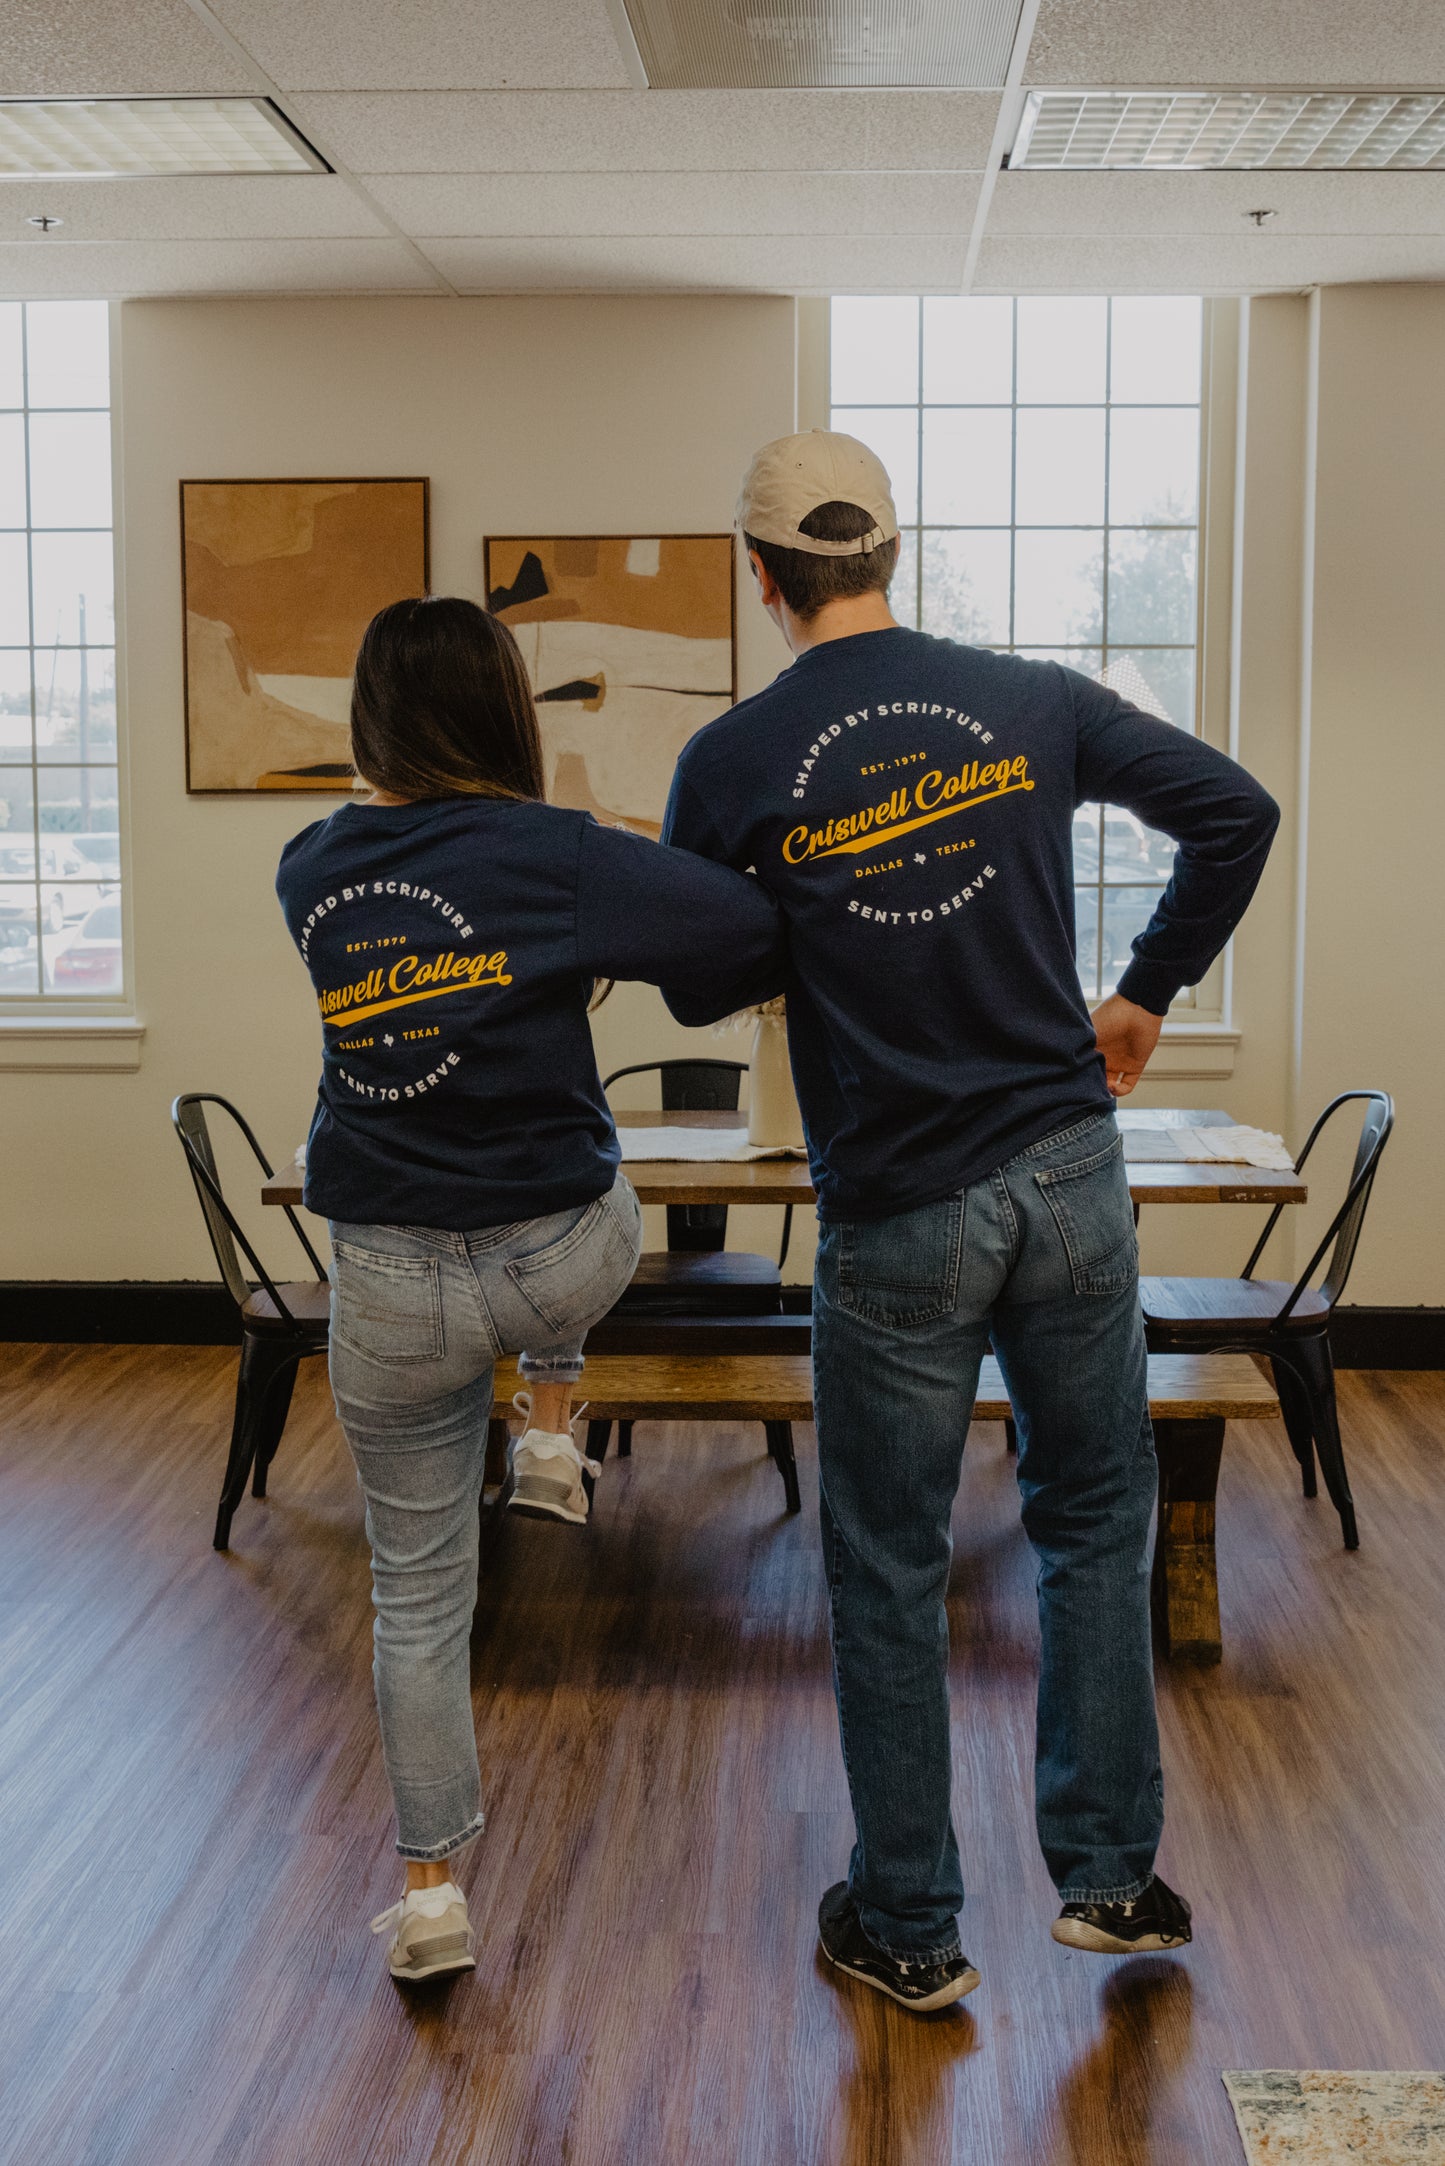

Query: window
<box><xmin>0</xmin><ymin>299</ymin><xmax>121</xmax><ymax>1003</ymax></box>
<box><xmin>830</xmin><ymin>294</ymin><xmax>1204</xmax><ymax>1003</ymax></box>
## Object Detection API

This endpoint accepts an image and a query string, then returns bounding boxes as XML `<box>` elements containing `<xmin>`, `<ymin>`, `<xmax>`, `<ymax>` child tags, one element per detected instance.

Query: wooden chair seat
<box><xmin>629</xmin><ymin>1251</ymin><xmax>782</xmax><ymax>1289</ymax></box>
<box><xmin>609</xmin><ymin>1248</ymin><xmax>783</xmax><ymax>1319</ymax></box>
<box><xmin>1141</xmin><ymin>1276</ymin><xmax>1330</xmax><ymax>1339</ymax></box>
<box><xmin>241</xmin><ymin>1280</ymin><xmax>332</xmax><ymax>1333</ymax></box>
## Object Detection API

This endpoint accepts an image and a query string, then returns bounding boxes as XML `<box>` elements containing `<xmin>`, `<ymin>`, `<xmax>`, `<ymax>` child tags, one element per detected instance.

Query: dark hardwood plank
<box><xmin>0</xmin><ymin>1345</ymin><xmax>1438</xmax><ymax>2165</ymax></box>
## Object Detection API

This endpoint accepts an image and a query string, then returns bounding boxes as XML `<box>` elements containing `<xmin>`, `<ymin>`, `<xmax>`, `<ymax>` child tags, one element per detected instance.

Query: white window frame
<box><xmin>810</xmin><ymin>293</ymin><xmax>1241</xmax><ymax>1076</ymax></box>
<box><xmin>0</xmin><ymin>300</ymin><xmax>138</xmax><ymax>1070</ymax></box>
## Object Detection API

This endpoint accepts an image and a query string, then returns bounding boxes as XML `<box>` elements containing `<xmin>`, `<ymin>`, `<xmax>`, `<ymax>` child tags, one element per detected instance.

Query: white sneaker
<box><xmin>370</xmin><ymin>1881</ymin><xmax>475</xmax><ymax>1982</ymax></box>
<box><xmin>507</xmin><ymin>1391</ymin><xmax>599</xmax><ymax>1525</ymax></box>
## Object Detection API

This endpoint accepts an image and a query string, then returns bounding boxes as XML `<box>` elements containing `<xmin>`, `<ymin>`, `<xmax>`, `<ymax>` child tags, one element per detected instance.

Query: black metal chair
<box><xmin>592</xmin><ymin>1058</ymin><xmax>796</xmax><ymax>1483</ymax></box>
<box><xmin>1140</xmin><ymin>1089</ymin><xmax>1394</xmax><ymax>1550</ymax></box>
<box><xmin>171</xmin><ymin>1094</ymin><xmax>331</xmax><ymax>1551</ymax></box>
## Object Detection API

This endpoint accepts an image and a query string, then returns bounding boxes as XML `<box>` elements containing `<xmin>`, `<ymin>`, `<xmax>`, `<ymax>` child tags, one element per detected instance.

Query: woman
<box><xmin>276</xmin><ymin>595</ymin><xmax>784</xmax><ymax>1985</ymax></box>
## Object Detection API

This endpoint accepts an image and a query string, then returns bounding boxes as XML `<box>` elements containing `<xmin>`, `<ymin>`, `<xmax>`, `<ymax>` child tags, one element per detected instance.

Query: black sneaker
<box><xmin>817</xmin><ymin>1883</ymin><xmax>980</xmax><ymax>2012</ymax></box>
<box><xmin>1051</xmin><ymin>1874</ymin><xmax>1192</xmax><ymax>1954</ymax></box>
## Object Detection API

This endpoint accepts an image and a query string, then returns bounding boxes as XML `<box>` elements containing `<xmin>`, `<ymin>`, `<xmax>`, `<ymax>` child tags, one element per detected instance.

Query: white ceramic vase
<box><xmin>747</xmin><ymin>1011</ymin><xmax>804</xmax><ymax>1148</ymax></box>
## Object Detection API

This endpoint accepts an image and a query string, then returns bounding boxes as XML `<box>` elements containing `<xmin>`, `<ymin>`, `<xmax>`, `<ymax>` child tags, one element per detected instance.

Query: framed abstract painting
<box><xmin>181</xmin><ymin>476</ymin><xmax>429</xmax><ymax>793</ymax></box>
<box><xmin>484</xmin><ymin>533</ymin><xmax>735</xmax><ymax>836</ymax></box>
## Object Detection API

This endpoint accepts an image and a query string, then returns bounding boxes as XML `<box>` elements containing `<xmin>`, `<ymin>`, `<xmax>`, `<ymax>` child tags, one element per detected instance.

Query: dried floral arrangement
<box><xmin>715</xmin><ymin>994</ymin><xmax>786</xmax><ymax>1034</ymax></box>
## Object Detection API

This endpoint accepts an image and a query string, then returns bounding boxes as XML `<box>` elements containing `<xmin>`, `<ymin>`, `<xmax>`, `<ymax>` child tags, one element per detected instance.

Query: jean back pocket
<box><xmin>1033</xmin><ymin>1131</ymin><xmax>1137</xmax><ymax>1295</ymax></box>
<box><xmin>831</xmin><ymin>1193</ymin><xmax>964</xmax><ymax>1327</ymax></box>
<box><xmin>331</xmin><ymin>1239</ymin><xmax>444</xmax><ymax>1363</ymax></box>
<box><xmin>504</xmin><ymin>1188</ymin><xmax>639</xmax><ymax>1336</ymax></box>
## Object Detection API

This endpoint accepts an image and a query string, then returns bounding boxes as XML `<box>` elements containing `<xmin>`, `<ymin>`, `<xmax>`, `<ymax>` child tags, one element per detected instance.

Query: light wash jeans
<box><xmin>812</xmin><ymin>1110</ymin><xmax>1161</xmax><ymax>1960</ymax></box>
<box><xmin>328</xmin><ymin>1174</ymin><xmax>643</xmax><ymax>1860</ymax></box>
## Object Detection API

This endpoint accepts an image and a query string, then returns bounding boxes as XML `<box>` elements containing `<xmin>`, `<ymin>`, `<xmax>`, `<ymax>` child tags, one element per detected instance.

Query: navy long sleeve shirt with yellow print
<box><xmin>277</xmin><ymin>799</ymin><xmax>785</xmax><ymax>1230</ymax></box>
<box><xmin>662</xmin><ymin>626</ymin><xmax>1279</xmax><ymax>1223</ymax></box>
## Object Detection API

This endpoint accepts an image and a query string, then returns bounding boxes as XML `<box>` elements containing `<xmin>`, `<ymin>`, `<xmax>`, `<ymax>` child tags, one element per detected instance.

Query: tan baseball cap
<box><xmin>737</xmin><ymin>429</ymin><xmax>900</xmax><ymax>557</ymax></box>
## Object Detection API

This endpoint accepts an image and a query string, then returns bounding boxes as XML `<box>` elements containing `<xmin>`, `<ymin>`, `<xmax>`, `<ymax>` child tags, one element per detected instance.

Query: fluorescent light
<box><xmin>1010</xmin><ymin>90</ymin><xmax>1445</xmax><ymax>171</ymax></box>
<box><xmin>0</xmin><ymin>98</ymin><xmax>329</xmax><ymax>180</ymax></box>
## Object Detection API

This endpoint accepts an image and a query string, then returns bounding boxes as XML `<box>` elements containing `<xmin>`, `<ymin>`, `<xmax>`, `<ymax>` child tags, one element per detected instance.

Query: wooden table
<box><xmin>479</xmin><ymin>1348</ymin><xmax>1281</xmax><ymax>1663</ymax></box>
<box><xmin>261</xmin><ymin>1105</ymin><xmax>1299</xmax><ymax>1665</ymax></box>
<box><xmin>262</xmin><ymin>1106</ymin><xmax>1306</xmax><ymax>1212</ymax></box>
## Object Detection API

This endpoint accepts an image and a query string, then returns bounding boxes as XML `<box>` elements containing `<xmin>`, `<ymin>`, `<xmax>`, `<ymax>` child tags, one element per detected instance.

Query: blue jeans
<box><xmin>327</xmin><ymin>1174</ymin><xmax>643</xmax><ymax>1860</ymax></box>
<box><xmin>812</xmin><ymin>1110</ymin><xmax>1161</xmax><ymax>1959</ymax></box>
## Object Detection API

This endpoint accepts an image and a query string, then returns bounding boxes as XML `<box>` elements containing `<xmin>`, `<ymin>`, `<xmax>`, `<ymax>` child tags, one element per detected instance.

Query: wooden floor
<box><xmin>1</xmin><ymin>1346</ymin><xmax>1441</xmax><ymax>2166</ymax></box>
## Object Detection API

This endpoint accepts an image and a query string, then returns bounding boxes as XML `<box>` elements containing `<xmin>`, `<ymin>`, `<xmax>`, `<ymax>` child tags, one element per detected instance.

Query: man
<box><xmin>662</xmin><ymin>430</ymin><xmax>1279</xmax><ymax>2013</ymax></box>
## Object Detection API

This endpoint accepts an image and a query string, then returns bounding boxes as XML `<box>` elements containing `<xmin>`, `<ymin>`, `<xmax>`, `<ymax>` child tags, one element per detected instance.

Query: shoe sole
<box><xmin>1051</xmin><ymin>1918</ymin><xmax>1191</xmax><ymax>1954</ymax></box>
<box><xmin>822</xmin><ymin>1943</ymin><xmax>980</xmax><ymax>2013</ymax></box>
<box><xmin>506</xmin><ymin>1494</ymin><xmax>588</xmax><ymax>1526</ymax></box>
<box><xmin>390</xmin><ymin>1949</ymin><xmax>476</xmax><ymax>1982</ymax></box>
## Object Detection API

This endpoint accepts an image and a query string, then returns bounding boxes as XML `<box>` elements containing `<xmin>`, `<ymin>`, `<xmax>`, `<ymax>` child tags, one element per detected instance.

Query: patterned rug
<box><xmin>1223</xmin><ymin>2071</ymin><xmax>1445</xmax><ymax>2161</ymax></box>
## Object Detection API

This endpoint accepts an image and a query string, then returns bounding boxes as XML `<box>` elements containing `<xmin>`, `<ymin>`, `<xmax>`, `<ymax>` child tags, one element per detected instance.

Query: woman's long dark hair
<box><xmin>350</xmin><ymin>595</ymin><xmax>546</xmax><ymax>803</ymax></box>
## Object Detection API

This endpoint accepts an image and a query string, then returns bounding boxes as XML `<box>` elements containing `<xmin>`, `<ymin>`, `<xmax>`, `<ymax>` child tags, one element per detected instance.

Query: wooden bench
<box><xmin>490</xmin><ymin>1350</ymin><xmax>1279</xmax><ymax>1663</ymax></box>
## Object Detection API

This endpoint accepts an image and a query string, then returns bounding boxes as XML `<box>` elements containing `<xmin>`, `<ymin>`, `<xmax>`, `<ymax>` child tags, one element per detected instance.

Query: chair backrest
<box><xmin>603</xmin><ymin>1059</ymin><xmax>744</xmax><ymax>1252</ymax></box>
<box><xmin>1243</xmin><ymin>1089</ymin><xmax>1395</xmax><ymax>1322</ymax></box>
<box><xmin>171</xmin><ymin>1094</ymin><xmax>327</xmax><ymax>1325</ymax></box>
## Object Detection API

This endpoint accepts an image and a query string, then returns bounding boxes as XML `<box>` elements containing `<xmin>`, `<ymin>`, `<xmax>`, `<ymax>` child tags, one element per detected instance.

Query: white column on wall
<box><xmin>1291</xmin><ymin>284</ymin><xmax>1445</xmax><ymax>1306</ymax></box>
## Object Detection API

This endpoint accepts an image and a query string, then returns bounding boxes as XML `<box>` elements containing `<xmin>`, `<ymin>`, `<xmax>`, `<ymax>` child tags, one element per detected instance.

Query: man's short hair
<box><xmin>745</xmin><ymin>499</ymin><xmax>899</xmax><ymax>620</ymax></box>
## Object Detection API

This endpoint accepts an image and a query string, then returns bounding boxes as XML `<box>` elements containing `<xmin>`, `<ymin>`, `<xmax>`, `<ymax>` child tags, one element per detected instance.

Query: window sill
<box><xmin>1153</xmin><ymin>1023</ymin><xmax>1239</xmax><ymax>1080</ymax></box>
<box><xmin>0</xmin><ymin>1016</ymin><xmax>144</xmax><ymax>1072</ymax></box>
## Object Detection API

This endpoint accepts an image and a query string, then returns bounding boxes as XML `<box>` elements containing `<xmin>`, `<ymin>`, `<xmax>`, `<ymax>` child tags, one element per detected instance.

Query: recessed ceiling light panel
<box><xmin>0</xmin><ymin>98</ymin><xmax>329</xmax><ymax>180</ymax></box>
<box><xmin>1010</xmin><ymin>90</ymin><xmax>1445</xmax><ymax>171</ymax></box>
<box><xmin>618</xmin><ymin>0</ymin><xmax>1025</xmax><ymax>89</ymax></box>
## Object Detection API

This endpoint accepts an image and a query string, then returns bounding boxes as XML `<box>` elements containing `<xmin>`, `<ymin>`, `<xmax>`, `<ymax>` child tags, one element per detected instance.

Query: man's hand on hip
<box><xmin>1091</xmin><ymin>994</ymin><xmax>1163</xmax><ymax>1097</ymax></box>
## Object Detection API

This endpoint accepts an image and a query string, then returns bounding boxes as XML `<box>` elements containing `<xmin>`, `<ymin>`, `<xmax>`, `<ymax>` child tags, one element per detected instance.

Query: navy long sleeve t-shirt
<box><xmin>276</xmin><ymin>797</ymin><xmax>785</xmax><ymax>1230</ymax></box>
<box><xmin>662</xmin><ymin>627</ymin><xmax>1278</xmax><ymax>1222</ymax></box>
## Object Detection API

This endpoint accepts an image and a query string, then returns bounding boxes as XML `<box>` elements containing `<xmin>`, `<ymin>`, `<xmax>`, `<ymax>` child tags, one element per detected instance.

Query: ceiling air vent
<box><xmin>616</xmin><ymin>0</ymin><xmax>1025</xmax><ymax>89</ymax></box>
<box><xmin>0</xmin><ymin>98</ymin><xmax>329</xmax><ymax>179</ymax></box>
<box><xmin>1009</xmin><ymin>90</ymin><xmax>1445</xmax><ymax>171</ymax></box>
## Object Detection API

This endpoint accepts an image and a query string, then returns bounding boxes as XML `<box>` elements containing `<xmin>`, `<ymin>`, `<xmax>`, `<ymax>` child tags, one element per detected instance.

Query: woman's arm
<box><xmin>575</xmin><ymin>818</ymin><xmax>787</xmax><ymax>1025</ymax></box>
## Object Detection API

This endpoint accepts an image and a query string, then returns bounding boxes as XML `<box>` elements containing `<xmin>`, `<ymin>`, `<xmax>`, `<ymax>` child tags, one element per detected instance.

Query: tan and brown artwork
<box><xmin>181</xmin><ymin>478</ymin><xmax>429</xmax><ymax>793</ymax></box>
<box><xmin>485</xmin><ymin>534</ymin><xmax>735</xmax><ymax>836</ymax></box>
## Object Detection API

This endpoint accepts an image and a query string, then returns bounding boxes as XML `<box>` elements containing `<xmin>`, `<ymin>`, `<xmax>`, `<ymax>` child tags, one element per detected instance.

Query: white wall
<box><xmin>0</xmin><ymin>294</ymin><xmax>796</xmax><ymax>1280</ymax></box>
<box><xmin>3</xmin><ymin>282</ymin><xmax>1440</xmax><ymax>1305</ymax></box>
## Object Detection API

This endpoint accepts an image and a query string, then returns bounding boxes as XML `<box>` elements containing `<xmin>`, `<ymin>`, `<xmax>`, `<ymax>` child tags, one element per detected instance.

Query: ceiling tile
<box><xmin>0</xmin><ymin>235</ymin><xmax>440</xmax><ymax>297</ymax></box>
<box><xmin>990</xmin><ymin>170</ymin><xmax>1445</xmax><ymax>237</ymax></box>
<box><xmin>419</xmin><ymin>232</ymin><xmax>967</xmax><ymax>292</ymax></box>
<box><xmin>974</xmin><ymin>230</ymin><xmax>1445</xmax><ymax>293</ymax></box>
<box><xmin>862</xmin><ymin>89</ymin><xmax>1002</xmax><ymax>167</ymax></box>
<box><xmin>1025</xmin><ymin>0</ymin><xmax>1445</xmax><ymax>89</ymax></box>
<box><xmin>0</xmin><ymin>175</ymin><xmax>386</xmax><ymax>243</ymax></box>
<box><xmin>292</xmin><ymin>89</ymin><xmax>1000</xmax><ymax>174</ymax></box>
<box><xmin>1</xmin><ymin>0</ymin><xmax>253</xmax><ymax>95</ymax></box>
<box><xmin>369</xmin><ymin>169</ymin><xmax>982</xmax><ymax>237</ymax></box>
<box><xmin>208</xmin><ymin>0</ymin><xmax>634</xmax><ymax>92</ymax></box>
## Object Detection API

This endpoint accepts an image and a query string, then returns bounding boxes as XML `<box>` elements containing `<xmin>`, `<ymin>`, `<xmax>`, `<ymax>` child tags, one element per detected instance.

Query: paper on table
<box><xmin>617</xmin><ymin>1126</ymin><xmax>807</xmax><ymax>1164</ymax></box>
<box><xmin>1120</xmin><ymin>1124</ymin><xmax>1294</xmax><ymax>1169</ymax></box>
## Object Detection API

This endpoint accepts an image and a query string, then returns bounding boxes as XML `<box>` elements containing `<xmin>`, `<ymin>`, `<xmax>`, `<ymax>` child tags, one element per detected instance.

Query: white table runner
<box><xmin>1119</xmin><ymin>1122</ymin><xmax>1294</xmax><ymax>1168</ymax></box>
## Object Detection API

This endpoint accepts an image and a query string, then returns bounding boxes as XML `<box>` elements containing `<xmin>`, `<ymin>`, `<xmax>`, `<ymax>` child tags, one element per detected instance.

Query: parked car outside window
<box><xmin>49</xmin><ymin>899</ymin><xmax>123</xmax><ymax>994</ymax></box>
